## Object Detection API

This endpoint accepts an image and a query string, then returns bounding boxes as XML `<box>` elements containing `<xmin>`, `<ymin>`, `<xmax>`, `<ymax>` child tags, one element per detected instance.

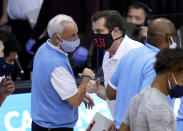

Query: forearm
<box><xmin>96</xmin><ymin>85</ymin><xmax>106</xmax><ymax>100</ymax></box>
<box><xmin>77</xmin><ymin>77</ymin><xmax>90</xmax><ymax>103</ymax></box>
<box><xmin>106</xmin><ymin>84</ymin><xmax>116</xmax><ymax>100</ymax></box>
<box><xmin>2</xmin><ymin>0</ymin><xmax>8</xmax><ymax>16</ymax></box>
<box><xmin>67</xmin><ymin>77</ymin><xmax>90</xmax><ymax>107</ymax></box>
<box><xmin>119</xmin><ymin>123</ymin><xmax>130</xmax><ymax>131</ymax></box>
<box><xmin>0</xmin><ymin>95</ymin><xmax>6</xmax><ymax>107</ymax></box>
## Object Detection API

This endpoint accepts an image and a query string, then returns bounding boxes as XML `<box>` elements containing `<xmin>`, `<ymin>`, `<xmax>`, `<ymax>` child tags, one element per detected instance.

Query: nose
<box><xmin>130</xmin><ymin>17</ymin><xmax>137</xmax><ymax>24</ymax></box>
<box><xmin>10</xmin><ymin>61</ymin><xmax>14</xmax><ymax>65</ymax></box>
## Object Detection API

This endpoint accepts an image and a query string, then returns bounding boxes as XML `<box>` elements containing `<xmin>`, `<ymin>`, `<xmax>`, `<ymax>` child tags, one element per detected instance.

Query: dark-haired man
<box><xmin>127</xmin><ymin>2</ymin><xmax>151</xmax><ymax>44</ymax></box>
<box><xmin>86</xmin><ymin>10</ymin><xmax>143</xmax><ymax>130</ymax></box>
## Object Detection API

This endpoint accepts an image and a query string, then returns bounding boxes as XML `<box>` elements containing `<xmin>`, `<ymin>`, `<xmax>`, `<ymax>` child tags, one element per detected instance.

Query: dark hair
<box><xmin>91</xmin><ymin>10</ymin><xmax>125</xmax><ymax>32</ymax></box>
<box><xmin>0</xmin><ymin>31</ymin><xmax>22</xmax><ymax>57</ymax></box>
<box><xmin>129</xmin><ymin>2</ymin><xmax>152</xmax><ymax>16</ymax></box>
<box><xmin>154</xmin><ymin>48</ymin><xmax>183</xmax><ymax>74</ymax></box>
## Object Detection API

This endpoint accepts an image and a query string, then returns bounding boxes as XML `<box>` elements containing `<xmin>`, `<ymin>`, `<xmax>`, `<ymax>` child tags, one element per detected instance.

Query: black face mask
<box><xmin>133</xmin><ymin>24</ymin><xmax>143</xmax><ymax>36</ymax></box>
<box><xmin>0</xmin><ymin>57</ymin><xmax>15</xmax><ymax>76</ymax></box>
<box><xmin>168</xmin><ymin>73</ymin><xmax>183</xmax><ymax>98</ymax></box>
<box><xmin>93</xmin><ymin>33</ymin><xmax>124</xmax><ymax>50</ymax></box>
<box><xmin>170</xmin><ymin>85</ymin><xmax>183</xmax><ymax>98</ymax></box>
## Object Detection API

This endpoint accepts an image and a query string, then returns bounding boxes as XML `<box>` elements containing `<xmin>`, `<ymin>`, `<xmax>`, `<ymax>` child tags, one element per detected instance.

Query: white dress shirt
<box><xmin>7</xmin><ymin>0</ymin><xmax>43</xmax><ymax>20</ymax></box>
<box><xmin>102</xmin><ymin>35</ymin><xmax>143</xmax><ymax>118</ymax></box>
<box><xmin>47</xmin><ymin>41</ymin><xmax>78</xmax><ymax>100</ymax></box>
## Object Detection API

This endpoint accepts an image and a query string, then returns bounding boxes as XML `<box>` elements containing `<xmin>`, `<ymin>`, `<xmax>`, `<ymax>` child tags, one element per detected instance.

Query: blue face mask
<box><xmin>57</xmin><ymin>34</ymin><xmax>80</xmax><ymax>52</ymax></box>
<box><xmin>168</xmin><ymin>73</ymin><xmax>183</xmax><ymax>98</ymax></box>
<box><xmin>0</xmin><ymin>57</ymin><xmax>15</xmax><ymax>76</ymax></box>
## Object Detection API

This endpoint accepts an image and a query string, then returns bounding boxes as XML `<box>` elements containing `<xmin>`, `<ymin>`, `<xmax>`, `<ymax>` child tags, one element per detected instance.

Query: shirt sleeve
<box><xmin>141</xmin><ymin>60</ymin><xmax>156</xmax><ymax>89</ymax></box>
<box><xmin>147</xmin><ymin>109</ymin><xmax>176</xmax><ymax>131</ymax></box>
<box><xmin>51</xmin><ymin>67</ymin><xmax>78</xmax><ymax>100</ymax></box>
<box><xmin>109</xmin><ymin>61</ymin><xmax>121</xmax><ymax>90</ymax></box>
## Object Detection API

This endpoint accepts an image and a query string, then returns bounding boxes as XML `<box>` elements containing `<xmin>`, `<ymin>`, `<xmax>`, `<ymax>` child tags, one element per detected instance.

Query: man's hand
<box><xmin>82</xmin><ymin>68</ymin><xmax>95</xmax><ymax>80</ymax></box>
<box><xmin>83</xmin><ymin>93</ymin><xmax>95</xmax><ymax>109</ymax></box>
<box><xmin>137</xmin><ymin>26</ymin><xmax>148</xmax><ymax>40</ymax></box>
<box><xmin>72</xmin><ymin>46</ymin><xmax>88</xmax><ymax>67</ymax></box>
<box><xmin>25</xmin><ymin>39</ymin><xmax>36</xmax><ymax>55</ymax></box>
<box><xmin>86</xmin><ymin>79</ymin><xmax>100</xmax><ymax>93</ymax></box>
<box><xmin>0</xmin><ymin>76</ymin><xmax>15</xmax><ymax>99</ymax></box>
<box><xmin>0</xmin><ymin>14</ymin><xmax>8</xmax><ymax>25</ymax></box>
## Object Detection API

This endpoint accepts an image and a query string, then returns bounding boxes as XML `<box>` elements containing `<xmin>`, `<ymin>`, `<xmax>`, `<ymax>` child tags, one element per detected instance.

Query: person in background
<box><xmin>31</xmin><ymin>14</ymin><xmax>95</xmax><ymax>131</ymax></box>
<box><xmin>0</xmin><ymin>31</ymin><xmax>21</xmax><ymax>106</ymax></box>
<box><xmin>86</xmin><ymin>10</ymin><xmax>143</xmax><ymax>130</ymax></box>
<box><xmin>106</xmin><ymin>18</ymin><xmax>177</xmax><ymax>129</ymax></box>
<box><xmin>126</xmin><ymin>2</ymin><xmax>151</xmax><ymax>44</ymax></box>
<box><xmin>0</xmin><ymin>0</ymin><xmax>43</xmax><ymax>80</ymax></box>
<box><xmin>120</xmin><ymin>48</ymin><xmax>183</xmax><ymax>131</ymax></box>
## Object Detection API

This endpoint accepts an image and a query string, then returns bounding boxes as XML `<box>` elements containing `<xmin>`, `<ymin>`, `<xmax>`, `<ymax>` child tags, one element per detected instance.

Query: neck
<box><xmin>48</xmin><ymin>39</ymin><xmax>58</xmax><ymax>47</ymax></box>
<box><xmin>151</xmin><ymin>74</ymin><xmax>169</xmax><ymax>96</ymax></box>
<box><xmin>149</xmin><ymin>41</ymin><xmax>168</xmax><ymax>50</ymax></box>
<box><xmin>48</xmin><ymin>39</ymin><xmax>65</xmax><ymax>52</ymax></box>
<box><xmin>109</xmin><ymin>37</ymin><xmax>123</xmax><ymax>55</ymax></box>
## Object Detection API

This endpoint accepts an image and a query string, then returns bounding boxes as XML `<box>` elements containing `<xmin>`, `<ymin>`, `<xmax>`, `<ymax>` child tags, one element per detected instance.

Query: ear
<box><xmin>166</xmin><ymin>34</ymin><xmax>172</xmax><ymax>45</ymax></box>
<box><xmin>52</xmin><ymin>32</ymin><xmax>62</xmax><ymax>43</ymax></box>
<box><xmin>112</xmin><ymin>27</ymin><xmax>120</xmax><ymax>35</ymax></box>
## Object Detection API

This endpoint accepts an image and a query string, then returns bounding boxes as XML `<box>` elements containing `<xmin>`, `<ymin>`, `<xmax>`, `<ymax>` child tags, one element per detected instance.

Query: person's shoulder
<box><xmin>144</xmin><ymin>89</ymin><xmax>169</xmax><ymax>111</ymax></box>
<box><xmin>126</xmin><ymin>35</ymin><xmax>144</xmax><ymax>47</ymax></box>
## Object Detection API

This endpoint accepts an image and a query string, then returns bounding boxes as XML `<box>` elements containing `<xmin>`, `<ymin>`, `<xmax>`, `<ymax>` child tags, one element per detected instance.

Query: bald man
<box><xmin>105</xmin><ymin>18</ymin><xmax>176</xmax><ymax>130</ymax></box>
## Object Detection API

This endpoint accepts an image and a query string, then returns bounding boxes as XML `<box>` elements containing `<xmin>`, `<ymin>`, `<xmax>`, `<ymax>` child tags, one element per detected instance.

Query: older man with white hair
<box><xmin>31</xmin><ymin>14</ymin><xmax>95</xmax><ymax>131</ymax></box>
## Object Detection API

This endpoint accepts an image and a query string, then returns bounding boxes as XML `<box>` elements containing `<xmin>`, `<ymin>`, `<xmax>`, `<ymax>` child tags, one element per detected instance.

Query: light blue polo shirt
<box><xmin>177</xmin><ymin>97</ymin><xmax>183</xmax><ymax>131</ymax></box>
<box><xmin>109</xmin><ymin>44</ymin><xmax>159</xmax><ymax>129</ymax></box>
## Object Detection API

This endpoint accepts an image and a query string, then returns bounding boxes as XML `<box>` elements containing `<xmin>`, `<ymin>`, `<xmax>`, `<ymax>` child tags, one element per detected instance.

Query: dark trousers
<box><xmin>32</xmin><ymin>121</ymin><xmax>73</xmax><ymax>131</ymax></box>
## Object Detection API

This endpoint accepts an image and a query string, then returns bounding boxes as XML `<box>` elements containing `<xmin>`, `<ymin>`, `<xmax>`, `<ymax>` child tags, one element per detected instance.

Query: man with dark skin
<box><xmin>106</xmin><ymin>18</ymin><xmax>176</xmax><ymax>129</ymax></box>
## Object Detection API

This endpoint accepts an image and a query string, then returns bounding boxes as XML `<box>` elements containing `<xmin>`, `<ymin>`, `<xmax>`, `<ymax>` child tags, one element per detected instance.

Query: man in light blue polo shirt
<box><xmin>106</xmin><ymin>18</ymin><xmax>177</xmax><ymax>129</ymax></box>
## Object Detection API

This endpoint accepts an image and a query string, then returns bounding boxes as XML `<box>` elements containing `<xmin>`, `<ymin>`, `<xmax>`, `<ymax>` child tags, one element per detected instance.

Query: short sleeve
<box><xmin>51</xmin><ymin>67</ymin><xmax>78</xmax><ymax>100</ymax></box>
<box><xmin>147</xmin><ymin>109</ymin><xmax>176</xmax><ymax>131</ymax></box>
<box><xmin>141</xmin><ymin>60</ymin><xmax>156</xmax><ymax>89</ymax></box>
<box><xmin>109</xmin><ymin>61</ymin><xmax>121</xmax><ymax>89</ymax></box>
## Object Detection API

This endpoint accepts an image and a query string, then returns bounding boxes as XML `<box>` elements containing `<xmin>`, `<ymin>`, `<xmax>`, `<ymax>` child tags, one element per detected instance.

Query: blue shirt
<box><xmin>109</xmin><ymin>44</ymin><xmax>159</xmax><ymax>129</ymax></box>
<box><xmin>177</xmin><ymin>97</ymin><xmax>183</xmax><ymax>120</ymax></box>
<box><xmin>31</xmin><ymin>42</ymin><xmax>78</xmax><ymax>128</ymax></box>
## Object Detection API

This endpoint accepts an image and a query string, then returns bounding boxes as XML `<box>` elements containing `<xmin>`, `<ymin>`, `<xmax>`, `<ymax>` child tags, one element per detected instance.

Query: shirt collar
<box><xmin>146</xmin><ymin>43</ymin><xmax>160</xmax><ymax>52</ymax></box>
<box><xmin>46</xmin><ymin>40</ymin><xmax>68</xmax><ymax>56</ymax></box>
<box><xmin>112</xmin><ymin>35</ymin><xmax>129</xmax><ymax>60</ymax></box>
<box><xmin>150</xmin><ymin>86</ymin><xmax>167</xmax><ymax>100</ymax></box>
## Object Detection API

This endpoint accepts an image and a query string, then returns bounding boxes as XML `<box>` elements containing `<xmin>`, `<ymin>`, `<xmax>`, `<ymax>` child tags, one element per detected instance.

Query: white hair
<box><xmin>47</xmin><ymin>14</ymin><xmax>74</xmax><ymax>38</ymax></box>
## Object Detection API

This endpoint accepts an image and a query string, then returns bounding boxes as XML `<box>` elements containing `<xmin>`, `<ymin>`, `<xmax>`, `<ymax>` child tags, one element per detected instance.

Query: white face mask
<box><xmin>169</xmin><ymin>36</ymin><xmax>177</xmax><ymax>49</ymax></box>
<box><xmin>57</xmin><ymin>34</ymin><xmax>80</xmax><ymax>52</ymax></box>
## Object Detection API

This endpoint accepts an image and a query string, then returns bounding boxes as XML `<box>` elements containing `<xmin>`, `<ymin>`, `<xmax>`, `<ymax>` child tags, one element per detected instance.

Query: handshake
<box><xmin>80</xmin><ymin>68</ymin><xmax>101</xmax><ymax>95</ymax></box>
<box><xmin>80</xmin><ymin>68</ymin><xmax>95</xmax><ymax>80</ymax></box>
